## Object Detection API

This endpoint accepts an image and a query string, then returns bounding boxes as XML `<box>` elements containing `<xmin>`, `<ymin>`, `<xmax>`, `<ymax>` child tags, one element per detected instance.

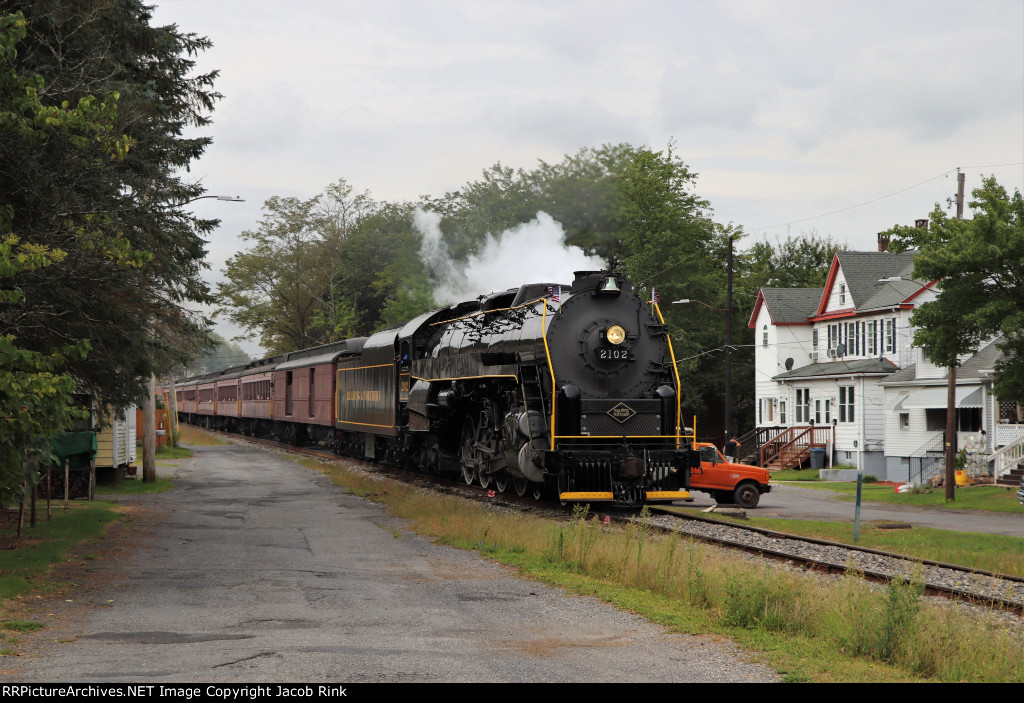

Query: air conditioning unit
<box><xmin>810</xmin><ymin>351</ymin><xmax>819</xmax><ymax>361</ymax></box>
<box><xmin>827</xmin><ymin>348</ymin><xmax>838</xmax><ymax>358</ymax></box>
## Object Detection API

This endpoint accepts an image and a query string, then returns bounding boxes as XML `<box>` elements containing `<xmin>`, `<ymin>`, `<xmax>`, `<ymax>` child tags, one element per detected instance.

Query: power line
<box><xmin>747</xmin><ymin>162</ymin><xmax>1024</xmax><ymax>233</ymax></box>
<box><xmin>748</xmin><ymin>170</ymin><xmax>955</xmax><ymax>232</ymax></box>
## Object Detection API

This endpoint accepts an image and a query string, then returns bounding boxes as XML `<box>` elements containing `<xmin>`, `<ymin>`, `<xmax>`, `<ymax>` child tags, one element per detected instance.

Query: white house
<box><xmin>880</xmin><ymin>337</ymin><xmax>1024</xmax><ymax>483</ymax></box>
<box><xmin>750</xmin><ymin>248</ymin><xmax>931</xmax><ymax>475</ymax></box>
<box><xmin>750</xmin><ymin>244</ymin><xmax>1023</xmax><ymax>482</ymax></box>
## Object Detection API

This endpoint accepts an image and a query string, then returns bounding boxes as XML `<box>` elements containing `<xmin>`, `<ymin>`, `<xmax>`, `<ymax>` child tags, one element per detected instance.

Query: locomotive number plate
<box><xmin>597</xmin><ymin>348</ymin><xmax>630</xmax><ymax>360</ymax></box>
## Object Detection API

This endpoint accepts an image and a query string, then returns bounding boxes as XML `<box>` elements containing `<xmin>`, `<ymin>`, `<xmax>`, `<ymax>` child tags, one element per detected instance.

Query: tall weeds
<box><xmin>313</xmin><ymin>460</ymin><xmax>1024</xmax><ymax>682</ymax></box>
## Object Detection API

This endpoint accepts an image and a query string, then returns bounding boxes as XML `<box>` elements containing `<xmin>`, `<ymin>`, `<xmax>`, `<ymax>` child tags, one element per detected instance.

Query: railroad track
<box><xmin>197</xmin><ymin>428</ymin><xmax>1024</xmax><ymax>618</ymax></box>
<box><xmin>639</xmin><ymin>507</ymin><xmax>1024</xmax><ymax>617</ymax></box>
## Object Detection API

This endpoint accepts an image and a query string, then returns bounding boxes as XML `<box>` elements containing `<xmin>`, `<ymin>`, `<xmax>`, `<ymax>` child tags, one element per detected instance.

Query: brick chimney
<box><xmin>877</xmin><ymin>232</ymin><xmax>890</xmax><ymax>252</ymax></box>
<box><xmin>915</xmin><ymin>218</ymin><xmax>928</xmax><ymax>230</ymax></box>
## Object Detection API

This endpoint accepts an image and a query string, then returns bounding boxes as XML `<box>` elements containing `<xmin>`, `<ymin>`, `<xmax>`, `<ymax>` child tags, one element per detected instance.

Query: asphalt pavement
<box><xmin>10</xmin><ymin>442</ymin><xmax>778</xmax><ymax>683</ymax></box>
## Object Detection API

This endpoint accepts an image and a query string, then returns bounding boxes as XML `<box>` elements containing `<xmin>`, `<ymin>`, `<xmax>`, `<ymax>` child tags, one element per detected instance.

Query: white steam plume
<box><xmin>414</xmin><ymin>209</ymin><xmax>607</xmax><ymax>306</ymax></box>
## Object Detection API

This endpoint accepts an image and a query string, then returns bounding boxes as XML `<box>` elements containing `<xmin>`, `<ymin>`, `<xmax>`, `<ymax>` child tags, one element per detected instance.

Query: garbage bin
<box><xmin>809</xmin><ymin>447</ymin><xmax>825</xmax><ymax>470</ymax></box>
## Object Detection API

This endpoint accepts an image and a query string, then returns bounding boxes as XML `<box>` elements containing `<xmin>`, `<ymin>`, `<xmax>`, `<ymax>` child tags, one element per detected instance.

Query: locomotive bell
<box><xmin>597</xmin><ymin>276</ymin><xmax>621</xmax><ymax>295</ymax></box>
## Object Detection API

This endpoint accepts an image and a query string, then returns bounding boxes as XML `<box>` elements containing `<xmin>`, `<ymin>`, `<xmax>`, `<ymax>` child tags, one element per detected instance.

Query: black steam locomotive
<box><xmin>335</xmin><ymin>270</ymin><xmax>699</xmax><ymax>506</ymax></box>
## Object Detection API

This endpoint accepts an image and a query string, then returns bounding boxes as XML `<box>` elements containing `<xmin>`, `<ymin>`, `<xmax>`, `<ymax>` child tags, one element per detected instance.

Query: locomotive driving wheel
<box><xmin>475</xmin><ymin>422</ymin><xmax>495</xmax><ymax>490</ymax></box>
<box><xmin>513</xmin><ymin>476</ymin><xmax>528</xmax><ymax>497</ymax></box>
<box><xmin>494</xmin><ymin>473</ymin><xmax>509</xmax><ymax>493</ymax></box>
<box><xmin>460</xmin><ymin>416</ymin><xmax>477</xmax><ymax>486</ymax></box>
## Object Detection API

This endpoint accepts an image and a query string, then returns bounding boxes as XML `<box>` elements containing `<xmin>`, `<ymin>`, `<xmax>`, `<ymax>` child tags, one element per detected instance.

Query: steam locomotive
<box><xmin>175</xmin><ymin>271</ymin><xmax>700</xmax><ymax>507</ymax></box>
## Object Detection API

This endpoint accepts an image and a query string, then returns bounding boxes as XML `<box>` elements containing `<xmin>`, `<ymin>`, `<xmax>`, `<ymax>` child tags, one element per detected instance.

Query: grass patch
<box><xmin>0</xmin><ymin>502</ymin><xmax>121</xmax><ymax>600</ymax></box>
<box><xmin>94</xmin><ymin>475</ymin><xmax>175</xmax><ymax>496</ymax></box>
<box><xmin>301</xmin><ymin>456</ymin><xmax>1024</xmax><ymax>682</ymax></box>
<box><xmin>662</xmin><ymin>508</ymin><xmax>1024</xmax><ymax>577</ymax></box>
<box><xmin>156</xmin><ymin>444</ymin><xmax>192</xmax><ymax>460</ymax></box>
<box><xmin>785</xmin><ymin>481</ymin><xmax>1023</xmax><ymax>513</ymax></box>
<box><xmin>175</xmin><ymin>425</ymin><xmax>228</xmax><ymax>446</ymax></box>
<box><xmin>770</xmin><ymin>467</ymin><xmax>823</xmax><ymax>481</ymax></box>
<box><xmin>1</xmin><ymin>620</ymin><xmax>44</xmax><ymax>632</ymax></box>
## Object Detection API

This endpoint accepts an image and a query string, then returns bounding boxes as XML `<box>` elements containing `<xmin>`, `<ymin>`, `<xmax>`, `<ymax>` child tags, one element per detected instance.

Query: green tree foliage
<box><xmin>886</xmin><ymin>177</ymin><xmax>1024</xmax><ymax>401</ymax></box>
<box><xmin>1</xmin><ymin>4</ymin><xmax>218</xmax><ymax>500</ymax></box>
<box><xmin>185</xmin><ymin>332</ymin><xmax>251</xmax><ymax>376</ymax></box>
<box><xmin>425</xmin><ymin>163</ymin><xmax>541</xmax><ymax>262</ymax></box>
<box><xmin>422</xmin><ymin>144</ymin><xmax>639</xmax><ymax>268</ymax></box>
<box><xmin>531</xmin><ymin>144</ymin><xmax>636</xmax><ymax>265</ymax></box>
<box><xmin>217</xmin><ymin>181</ymin><xmax>435</xmax><ymax>353</ymax></box>
<box><xmin>614</xmin><ymin>144</ymin><xmax>739</xmax><ymax>432</ymax></box>
<box><xmin>343</xmin><ymin>202</ymin><xmax>434</xmax><ymax>330</ymax></box>
<box><xmin>217</xmin><ymin>194</ymin><xmax>331</xmax><ymax>354</ymax></box>
<box><xmin>745</xmin><ymin>231</ymin><xmax>847</xmax><ymax>290</ymax></box>
<box><xmin>1</xmin><ymin>1</ymin><xmax>220</xmax><ymax>409</ymax></box>
<box><xmin>0</xmin><ymin>234</ymin><xmax>89</xmax><ymax>503</ymax></box>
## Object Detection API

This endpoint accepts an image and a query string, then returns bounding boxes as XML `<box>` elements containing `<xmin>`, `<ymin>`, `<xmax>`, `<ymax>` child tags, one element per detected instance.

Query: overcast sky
<box><xmin>149</xmin><ymin>0</ymin><xmax>1024</xmax><ymax>355</ymax></box>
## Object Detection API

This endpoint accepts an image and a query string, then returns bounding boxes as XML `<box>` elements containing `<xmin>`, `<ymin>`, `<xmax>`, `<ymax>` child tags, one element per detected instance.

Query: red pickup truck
<box><xmin>689</xmin><ymin>442</ymin><xmax>771</xmax><ymax>508</ymax></box>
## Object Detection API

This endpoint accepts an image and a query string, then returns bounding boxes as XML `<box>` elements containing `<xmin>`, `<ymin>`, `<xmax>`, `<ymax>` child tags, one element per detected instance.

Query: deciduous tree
<box><xmin>887</xmin><ymin>177</ymin><xmax>1024</xmax><ymax>401</ymax></box>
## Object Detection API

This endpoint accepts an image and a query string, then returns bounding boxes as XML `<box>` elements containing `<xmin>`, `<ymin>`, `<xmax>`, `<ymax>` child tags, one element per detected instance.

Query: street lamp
<box><xmin>189</xmin><ymin>195</ymin><xmax>244</xmax><ymax>203</ymax></box>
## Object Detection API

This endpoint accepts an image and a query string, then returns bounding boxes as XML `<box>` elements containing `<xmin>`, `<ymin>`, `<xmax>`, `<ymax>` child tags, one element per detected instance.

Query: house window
<box><xmin>812</xmin><ymin>328</ymin><xmax>818</xmax><ymax>353</ymax></box>
<box><xmin>796</xmin><ymin>388</ymin><xmax>810</xmax><ymax>423</ymax></box>
<box><xmin>779</xmin><ymin>401</ymin><xmax>787</xmax><ymax>424</ymax></box>
<box><xmin>839</xmin><ymin>283</ymin><xmax>846</xmax><ymax>304</ymax></box>
<box><xmin>849</xmin><ymin>322</ymin><xmax>859</xmax><ymax>356</ymax></box>
<box><xmin>816</xmin><ymin>399</ymin><xmax>830</xmax><ymax>424</ymax></box>
<box><xmin>958</xmin><ymin>407</ymin><xmax>982</xmax><ymax>432</ymax></box>
<box><xmin>762</xmin><ymin>325</ymin><xmax>768</xmax><ymax>348</ymax></box>
<box><xmin>885</xmin><ymin>318</ymin><xmax>896</xmax><ymax>353</ymax></box>
<box><xmin>926</xmin><ymin>408</ymin><xmax>946</xmax><ymax>431</ymax></box>
<box><xmin>867</xmin><ymin>321</ymin><xmax>876</xmax><ymax>356</ymax></box>
<box><xmin>899</xmin><ymin>413</ymin><xmax>909</xmax><ymax>430</ymax></box>
<box><xmin>839</xmin><ymin>386</ymin><xmax>855</xmax><ymax>422</ymax></box>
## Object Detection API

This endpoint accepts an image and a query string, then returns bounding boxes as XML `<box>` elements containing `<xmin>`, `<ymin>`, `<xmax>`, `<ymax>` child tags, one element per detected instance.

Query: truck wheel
<box><xmin>733</xmin><ymin>483</ymin><xmax>760</xmax><ymax>509</ymax></box>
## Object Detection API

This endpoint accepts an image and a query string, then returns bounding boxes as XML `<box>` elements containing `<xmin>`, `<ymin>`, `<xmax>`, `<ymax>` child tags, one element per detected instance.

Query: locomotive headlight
<box><xmin>605</xmin><ymin>324</ymin><xmax>626</xmax><ymax>345</ymax></box>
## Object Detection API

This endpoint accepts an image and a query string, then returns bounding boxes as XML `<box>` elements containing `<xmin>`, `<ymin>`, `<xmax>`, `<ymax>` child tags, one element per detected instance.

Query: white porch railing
<box><xmin>990</xmin><ymin>433</ymin><xmax>1024</xmax><ymax>482</ymax></box>
<box><xmin>994</xmin><ymin>423</ymin><xmax>1024</xmax><ymax>448</ymax></box>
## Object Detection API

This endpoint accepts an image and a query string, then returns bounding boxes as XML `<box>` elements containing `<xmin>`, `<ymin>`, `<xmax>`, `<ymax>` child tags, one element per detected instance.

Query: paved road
<box><xmin>10</xmin><ymin>443</ymin><xmax>777</xmax><ymax>683</ymax></box>
<box><xmin>687</xmin><ymin>482</ymin><xmax>1023</xmax><ymax>537</ymax></box>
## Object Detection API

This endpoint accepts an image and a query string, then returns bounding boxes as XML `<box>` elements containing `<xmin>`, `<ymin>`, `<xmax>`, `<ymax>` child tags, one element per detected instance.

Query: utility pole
<box><xmin>724</xmin><ymin>235</ymin><xmax>734</xmax><ymax>444</ymax></box>
<box><xmin>944</xmin><ymin>169</ymin><xmax>965</xmax><ymax>501</ymax></box>
<box><xmin>143</xmin><ymin>372</ymin><xmax>156</xmax><ymax>482</ymax></box>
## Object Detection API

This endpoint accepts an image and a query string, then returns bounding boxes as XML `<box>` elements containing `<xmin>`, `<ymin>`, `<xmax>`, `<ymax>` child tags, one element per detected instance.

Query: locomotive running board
<box><xmin>558</xmin><ymin>490</ymin><xmax>692</xmax><ymax>502</ymax></box>
<box><xmin>645</xmin><ymin>491</ymin><xmax>691</xmax><ymax>500</ymax></box>
<box><xmin>559</xmin><ymin>491</ymin><xmax>614</xmax><ymax>501</ymax></box>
